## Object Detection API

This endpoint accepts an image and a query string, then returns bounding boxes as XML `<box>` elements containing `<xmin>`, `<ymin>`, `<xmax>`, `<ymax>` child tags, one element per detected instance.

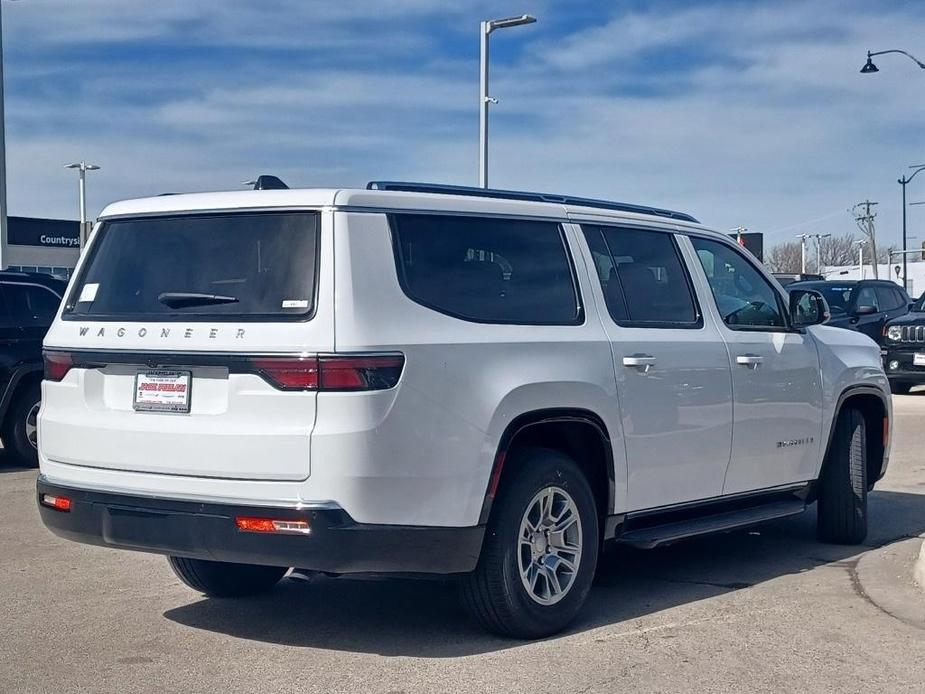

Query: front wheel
<box><xmin>817</xmin><ymin>407</ymin><xmax>868</xmax><ymax>544</ymax></box>
<box><xmin>461</xmin><ymin>447</ymin><xmax>599</xmax><ymax>639</ymax></box>
<box><xmin>1</xmin><ymin>381</ymin><xmax>41</xmax><ymax>467</ymax></box>
<box><xmin>168</xmin><ymin>557</ymin><xmax>288</xmax><ymax>597</ymax></box>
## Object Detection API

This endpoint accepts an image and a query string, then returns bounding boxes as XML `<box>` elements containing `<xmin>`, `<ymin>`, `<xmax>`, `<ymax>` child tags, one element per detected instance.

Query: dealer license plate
<box><xmin>914</xmin><ymin>354</ymin><xmax>925</xmax><ymax>367</ymax></box>
<box><xmin>133</xmin><ymin>370</ymin><xmax>191</xmax><ymax>413</ymax></box>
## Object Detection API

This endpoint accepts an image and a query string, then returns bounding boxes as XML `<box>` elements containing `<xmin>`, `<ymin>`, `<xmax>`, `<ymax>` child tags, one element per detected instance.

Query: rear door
<box><xmin>40</xmin><ymin>210</ymin><xmax>331</xmax><ymax>481</ymax></box>
<box><xmin>685</xmin><ymin>236</ymin><xmax>823</xmax><ymax>495</ymax></box>
<box><xmin>580</xmin><ymin>224</ymin><xmax>733</xmax><ymax>511</ymax></box>
<box><xmin>877</xmin><ymin>284</ymin><xmax>909</xmax><ymax>327</ymax></box>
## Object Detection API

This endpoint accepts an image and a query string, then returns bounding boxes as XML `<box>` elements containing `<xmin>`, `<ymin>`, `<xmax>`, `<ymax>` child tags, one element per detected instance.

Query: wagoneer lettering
<box><xmin>37</xmin><ymin>184</ymin><xmax>891</xmax><ymax>639</ymax></box>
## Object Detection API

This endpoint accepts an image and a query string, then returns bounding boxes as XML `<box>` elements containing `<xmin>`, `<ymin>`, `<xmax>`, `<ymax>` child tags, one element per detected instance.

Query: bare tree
<box><xmin>765</xmin><ymin>241</ymin><xmax>804</xmax><ymax>273</ymax></box>
<box><xmin>817</xmin><ymin>233</ymin><xmax>860</xmax><ymax>268</ymax></box>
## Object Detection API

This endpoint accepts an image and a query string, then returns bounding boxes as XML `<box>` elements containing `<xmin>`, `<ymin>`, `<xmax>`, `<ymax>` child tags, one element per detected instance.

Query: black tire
<box><xmin>2</xmin><ymin>380</ymin><xmax>40</xmax><ymax>468</ymax></box>
<box><xmin>889</xmin><ymin>381</ymin><xmax>912</xmax><ymax>395</ymax></box>
<box><xmin>168</xmin><ymin>557</ymin><xmax>288</xmax><ymax>598</ymax></box>
<box><xmin>461</xmin><ymin>447</ymin><xmax>599</xmax><ymax>639</ymax></box>
<box><xmin>817</xmin><ymin>407</ymin><xmax>868</xmax><ymax>544</ymax></box>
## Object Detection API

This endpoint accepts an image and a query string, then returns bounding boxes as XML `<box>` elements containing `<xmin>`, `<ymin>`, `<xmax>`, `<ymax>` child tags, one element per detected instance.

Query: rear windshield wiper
<box><xmin>157</xmin><ymin>292</ymin><xmax>240</xmax><ymax>309</ymax></box>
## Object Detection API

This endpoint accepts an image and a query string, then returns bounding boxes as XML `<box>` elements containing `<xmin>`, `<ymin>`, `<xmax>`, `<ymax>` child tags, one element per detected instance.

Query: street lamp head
<box><xmin>65</xmin><ymin>162</ymin><xmax>100</xmax><ymax>171</ymax></box>
<box><xmin>487</xmin><ymin>14</ymin><xmax>536</xmax><ymax>32</ymax></box>
<box><xmin>860</xmin><ymin>54</ymin><xmax>879</xmax><ymax>74</ymax></box>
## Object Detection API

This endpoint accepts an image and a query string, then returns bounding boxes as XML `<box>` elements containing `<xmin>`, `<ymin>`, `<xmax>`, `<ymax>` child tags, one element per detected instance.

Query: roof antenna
<box><xmin>242</xmin><ymin>175</ymin><xmax>289</xmax><ymax>190</ymax></box>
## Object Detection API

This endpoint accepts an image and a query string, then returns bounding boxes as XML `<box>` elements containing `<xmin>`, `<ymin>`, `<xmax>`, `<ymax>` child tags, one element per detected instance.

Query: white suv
<box><xmin>36</xmin><ymin>182</ymin><xmax>891</xmax><ymax>638</ymax></box>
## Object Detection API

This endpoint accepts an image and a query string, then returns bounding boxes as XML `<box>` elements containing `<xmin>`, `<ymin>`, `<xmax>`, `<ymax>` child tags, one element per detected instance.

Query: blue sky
<box><xmin>4</xmin><ymin>0</ymin><xmax>925</xmax><ymax>252</ymax></box>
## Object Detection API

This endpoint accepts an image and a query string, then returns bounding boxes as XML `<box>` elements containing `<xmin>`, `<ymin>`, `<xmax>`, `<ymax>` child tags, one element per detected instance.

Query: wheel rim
<box><xmin>25</xmin><ymin>402</ymin><xmax>39</xmax><ymax>450</ymax></box>
<box><xmin>517</xmin><ymin>486</ymin><xmax>582</xmax><ymax>606</ymax></box>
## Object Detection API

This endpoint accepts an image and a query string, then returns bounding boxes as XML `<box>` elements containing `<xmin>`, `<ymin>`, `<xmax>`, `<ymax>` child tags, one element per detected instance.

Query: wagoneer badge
<box><xmin>77</xmin><ymin>326</ymin><xmax>246</xmax><ymax>339</ymax></box>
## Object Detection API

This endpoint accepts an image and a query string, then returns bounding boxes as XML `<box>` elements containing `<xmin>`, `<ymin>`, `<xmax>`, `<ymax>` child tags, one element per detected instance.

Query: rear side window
<box><xmin>390</xmin><ymin>214</ymin><xmax>581</xmax><ymax>325</ymax></box>
<box><xmin>64</xmin><ymin>212</ymin><xmax>319</xmax><ymax>321</ymax></box>
<box><xmin>581</xmin><ymin>225</ymin><xmax>700</xmax><ymax>328</ymax></box>
<box><xmin>3</xmin><ymin>283</ymin><xmax>62</xmax><ymax>326</ymax></box>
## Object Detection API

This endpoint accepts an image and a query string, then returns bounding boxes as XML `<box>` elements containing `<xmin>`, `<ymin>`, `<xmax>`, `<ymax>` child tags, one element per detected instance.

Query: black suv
<box><xmin>881</xmin><ymin>292</ymin><xmax>925</xmax><ymax>394</ymax></box>
<box><xmin>787</xmin><ymin>279</ymin><xmax>910</xmax><ymax>342</ymax></box>
<box><xmin>0</xmin><ymin>271</ymin><xmax>67</xmax><ymax>466</ymax></box>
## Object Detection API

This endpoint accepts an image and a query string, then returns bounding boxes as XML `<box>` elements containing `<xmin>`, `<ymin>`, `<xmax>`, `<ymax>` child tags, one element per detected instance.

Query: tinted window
<box><xmin>4</xmin><ymin>283</ymin><xmax>62</xmax><ymax>326</ymax></box>
<box><xmin>391</xmin><ymin>214</ymin><xmax>580</xmax><ymax>325</ymax></box>
<box><xmin>691</xmin><ymin>237</ymin><xmax>787</xmax><ymax>329</ymax></box>
<box><xmin>582</xmin><ymin>225</ymin><xmax>699</xmax><ymax>327</ymax></box>
<box><xmin>64</xmin><ymin>212</ymin><xmax>319</xmax><ymax>321</ymax></box>
<box><xmin>855</xmin><ymin>286</ymin><xmax>879</xmax><ymax>310</ymax></box>
<box><xmin>876</xmin><ymin>286</ymin><xmax>904</xmax><ymax>311</ymax></box>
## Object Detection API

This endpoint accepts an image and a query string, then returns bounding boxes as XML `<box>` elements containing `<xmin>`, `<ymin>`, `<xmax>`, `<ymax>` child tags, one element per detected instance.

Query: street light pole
<box><xmin>858</xmin><ymin>240</ymin><xmax>868</xmax><ymax>280</ymax></box>
<box><xmin>478</xmin><ymin>14</ymin><xmax>535</xmax><ymax>189</ymax></box>
<box><xmin>65</xmin><ymin>161</ymin><xmax>100</xmax><ymax>251</ymax></box>
<box><xmin>898</xmin><ymin>165</ymin><xmax>925</xmax><ymax>292</ymax></box>
<box><xmin>860</xmin><ymin>49</ymin><xmax>925</xmax><ymax>74</ymax></box>
<box><xmin>797</xmin><ymin>234</ymin><xmax>810</xmax><ymax>273</ymax></box>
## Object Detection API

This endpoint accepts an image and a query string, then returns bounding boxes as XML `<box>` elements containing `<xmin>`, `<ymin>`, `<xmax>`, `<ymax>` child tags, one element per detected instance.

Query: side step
<box><xmin>616</xmin><ymin>499</ymin><xmax>806</xmax><ymax>549</ymax></box>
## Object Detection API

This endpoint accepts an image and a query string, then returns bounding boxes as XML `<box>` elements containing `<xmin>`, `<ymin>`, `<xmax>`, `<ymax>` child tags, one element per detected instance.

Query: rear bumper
<box><xmin>36</xmin><ymin>477</ymin><xmax>483</xmax><ymax>575</ymax></box>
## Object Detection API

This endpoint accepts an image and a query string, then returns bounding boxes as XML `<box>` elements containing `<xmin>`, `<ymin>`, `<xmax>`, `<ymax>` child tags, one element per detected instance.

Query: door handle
<box><xmin>623</xmin><ymin>355</ymin><xmax>657</xmax><ymax>373</ymax></box>
<box><xmin>736</xmin><ymin>354</ymin><xmax>764</xmax><ymax>369</ymax></box>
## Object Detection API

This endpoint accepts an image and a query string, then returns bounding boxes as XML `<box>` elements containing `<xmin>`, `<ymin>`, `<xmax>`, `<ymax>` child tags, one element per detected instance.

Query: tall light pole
<box><xmin>65</xmin><ymin>161</ymin><xmax>100</xmax><ymax>251</ymax></box>
<box><xmin>898</xmin><ymin>165</ymin><xmax>925</xmax><ymax>291</ymax></box>
<box><xmin>797</xmin><ymin>234</ymin><xmax>810</xmax><ymax>272</ymax></box>
<box><xmin>479</xmin><ymin>14</ymin><xmax>535</xmax><ymax>189</ymax></box>
<box><xmin>857</xmin><ymin>240</ymin><xmax>867</xmax><ymax>280</ymax></box>
<box><xmin>814</xmin><ymin>233</ymin><xmax>831</xmax><ymax>272</ymax></box>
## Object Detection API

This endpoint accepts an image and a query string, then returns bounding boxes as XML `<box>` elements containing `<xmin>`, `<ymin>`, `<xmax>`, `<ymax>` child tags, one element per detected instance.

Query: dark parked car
<box><xmin>0</xmin><ymin>271</ymin><xmax>67</xmax><ymax>466</ymax></box>
<box><xmin>881</xmin><ymin>292</ymin><xmax>925</xmax><ymax>394</ymax></box>
<box><xmin>787</xmin><ymin>279</ymin><xmax>910</xmax><ymax>342</ymax></box>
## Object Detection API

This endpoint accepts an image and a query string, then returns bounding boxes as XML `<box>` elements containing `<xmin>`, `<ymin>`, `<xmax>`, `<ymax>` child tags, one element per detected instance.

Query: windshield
<box><xmin>64</xmin><ymin>212</ymin><xmax>319</xmax><ymax>321</ymax></box>
<box><xmin>806</xmin><ymin>284</ymin><xmax>854</xmax><ymax>315</ymax></box>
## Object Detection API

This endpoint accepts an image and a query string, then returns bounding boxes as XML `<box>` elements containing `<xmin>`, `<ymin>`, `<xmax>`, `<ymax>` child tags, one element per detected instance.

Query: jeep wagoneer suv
<box><xmin>37</xmin><ymin>182</ymin><xmax>891</xmax><ymax>638</ymax></box>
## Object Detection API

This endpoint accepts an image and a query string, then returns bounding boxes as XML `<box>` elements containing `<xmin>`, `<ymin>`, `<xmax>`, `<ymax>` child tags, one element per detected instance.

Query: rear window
<box><xmin>390</xmin><ymin>214</ymin><xmax>582</xmax><ymax>325</ymax></box>
<box><xmin>63</xmin><ymin>212</ymin><xmax>319</xmax><ymax>321</ymax></box>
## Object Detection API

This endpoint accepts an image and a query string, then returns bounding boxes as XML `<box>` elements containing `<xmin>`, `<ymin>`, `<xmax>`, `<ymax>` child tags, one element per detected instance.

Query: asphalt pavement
<box><xmin>3</xmin><ymin>395</ymin><xmax>925</xmax><ymax>693</ymax></box>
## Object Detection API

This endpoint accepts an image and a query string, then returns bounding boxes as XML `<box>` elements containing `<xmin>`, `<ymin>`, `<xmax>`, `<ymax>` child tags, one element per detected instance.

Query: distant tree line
<box><xmin>765</xmin><ymin>232</ymin><xmax>897</xmax><ymax>274</ymax></box>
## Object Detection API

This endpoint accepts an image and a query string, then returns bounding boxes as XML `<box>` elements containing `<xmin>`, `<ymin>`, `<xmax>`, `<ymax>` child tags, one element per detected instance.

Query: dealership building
<box><xmin>0</xmin><ymin>216</ymin><xmax>80</xmax><ymax>278</ymax></box>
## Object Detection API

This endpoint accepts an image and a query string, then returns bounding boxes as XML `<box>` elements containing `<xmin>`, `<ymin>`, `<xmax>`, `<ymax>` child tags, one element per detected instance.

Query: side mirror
<box><xmin>854</xmin><ymin>304</ymin><xmax>877</xmax><ymax>316</ymax></box>
<box><xmin>790</xmin><ymin>289</ymin><xmax>830</xmax><ymax>328</ymax></box>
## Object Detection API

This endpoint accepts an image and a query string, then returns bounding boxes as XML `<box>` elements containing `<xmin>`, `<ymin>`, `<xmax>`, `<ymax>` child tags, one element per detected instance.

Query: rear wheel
<box><xmin>817</xmin><ymin>407</ymin><xmax>868</xmax><ymax>544</ymax></box>
<box><xmin>461</xmin><ymin>447</ymin><xmax>599</xmax><ymax>639</ymax></box>
<box><xmin>1</xmin><ymin>381</ymin><xmax>40</xmax><ymax>467</ymax></box>
<box><xmin>168</xmin><ymin>557</ymin><xmax>288</xmax><ymax>597</ymax></box>
<box><xmin>889</xmin><ymin>381</ymin><xmax>912</xmax><ymax>395</ymax></box>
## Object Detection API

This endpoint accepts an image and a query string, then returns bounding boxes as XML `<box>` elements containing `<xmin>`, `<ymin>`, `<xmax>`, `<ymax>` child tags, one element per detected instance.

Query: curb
<box><xmin>914</xmin><ymin>539</ymin><xmax>925</xmax><ymax>592</ymax></box>
<box><xmin>854</xmin><ymin>537</ymin><xmax>925</xmax><ymax>630</ymax></box>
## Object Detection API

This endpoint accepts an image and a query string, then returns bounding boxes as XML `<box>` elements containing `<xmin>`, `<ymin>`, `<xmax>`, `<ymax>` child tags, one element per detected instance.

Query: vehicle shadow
<box><xmin>163</xmin><ymin>489</ymin><xmax>925</xmax><ymax>657</ymax></box>
<box><xmin>0</xmin><ymin>448</ymin><xmax>33</xmax><ymax>474</ymax></box>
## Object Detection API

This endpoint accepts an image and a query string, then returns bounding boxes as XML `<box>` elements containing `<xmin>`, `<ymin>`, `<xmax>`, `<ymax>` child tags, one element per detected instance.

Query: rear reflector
<box><xmin>235</xmin><ymin>516</ymin><xmax>311</xmax><ymax>535</ymax></box>
<box><xmin>40</xmin><ymin>494</ymin><xmax>72</xmax><ymax>512</ymax></box>
<box><xmin>43</xmin><ymin>351</ymin><xmax>74</xmax><ymax>382</ymax></box>
<box><xmin>249</xmin><ymin>354</ymin><xmax>404</xmax><ymax>392</ymax></box>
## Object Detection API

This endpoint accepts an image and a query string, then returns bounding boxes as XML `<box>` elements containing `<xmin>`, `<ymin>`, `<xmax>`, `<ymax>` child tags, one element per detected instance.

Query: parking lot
<box><xmin>1</xmin><ymin>396</ymin><xmax>923</xmax><ymax>694</ymax></box>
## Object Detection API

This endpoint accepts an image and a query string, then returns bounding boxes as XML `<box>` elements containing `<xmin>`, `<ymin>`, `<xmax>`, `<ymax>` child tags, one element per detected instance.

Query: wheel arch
<box><xmin>0</xmin><ymin>364</ymin><xmax>42</xmax><ymax>422</ymax></box>
<box><xmin>819</xmin><ymin>385</ymin><xmax>889</xmax><ymax>493</ymax></box>
<box><xmin>478</xmin><ymin>408</ymin><xmax>615</xmax><ymax>528</ymax></box>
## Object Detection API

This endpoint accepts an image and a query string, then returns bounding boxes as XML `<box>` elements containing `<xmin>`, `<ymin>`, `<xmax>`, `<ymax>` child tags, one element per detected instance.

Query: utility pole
<box><xmin>797</xmin><ymin>234</ymin><xmax>810</xmax><ymax>273</ymax></box>
<box><xmin>853</xmin><ymin>200</ymin><xmax>880</xmax><ymax>278</ymax></box>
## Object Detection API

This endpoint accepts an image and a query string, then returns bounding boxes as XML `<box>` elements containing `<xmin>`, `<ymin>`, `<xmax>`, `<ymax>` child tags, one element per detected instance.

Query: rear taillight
<box><xmin>249</xmin><ymin>354</ymin><xmax>404</xmax><ymax>392</ymax></box>
<box><xmin>40</xmin><ymin>494</ymin><xmax>72</xmax><ymax>512</ymax></box>
<box><xmin>43</xmin><ymin>351</ymin><xmax>74</xmax><ymax>382</ymax></box>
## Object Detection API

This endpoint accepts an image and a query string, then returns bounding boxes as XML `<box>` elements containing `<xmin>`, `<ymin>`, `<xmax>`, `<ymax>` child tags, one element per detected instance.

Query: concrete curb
<box><xmin>854</xmin><ymin>537</ymin><xmax>925</xmax><ymax>630</ymax></box>
<box><xmin>914</xmin><ymin>539</ymin><xmax>925</xmax><ymax>592</ymax></box>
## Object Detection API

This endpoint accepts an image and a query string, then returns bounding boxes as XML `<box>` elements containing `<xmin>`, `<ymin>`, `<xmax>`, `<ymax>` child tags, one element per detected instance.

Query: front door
<box><xmin>579</xmin><ymin>224</ymin><xmax>733</xmax><ymax>511</ymax></box>
<box><xmin>685</xmin><ymin>237</ymin><xmax>823</xmax><ymax>495</ymax></box>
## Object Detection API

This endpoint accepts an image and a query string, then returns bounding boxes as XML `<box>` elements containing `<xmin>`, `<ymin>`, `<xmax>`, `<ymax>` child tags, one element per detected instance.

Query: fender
<box><xmin>477</xmin><ymin>408</ymin><xmax>616</xmax><ymax>526</ymax></box>
<box><xmin>0</xmin><ymin>363</ymin><xmax>42</xmax><ymax>421</ymax></box>
<box><xmin>820</xmin><ymin>384</ymin><xmax>890</xmax><ymax>488</ymax></box>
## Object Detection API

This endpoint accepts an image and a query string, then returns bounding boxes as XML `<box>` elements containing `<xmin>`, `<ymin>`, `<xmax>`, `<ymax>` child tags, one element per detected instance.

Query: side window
<box><xmin>855</xmin><ymin>286</ymin><xmax>879</xmax><ymax>311</ymax></box>
<box><xmin>3</xmin><ymin>284</ymin><xmax>62</xmax><ymax>326</ymax></box>
<box><xmin>391</xmin><ymin>214</ymin><xmax>581</xmax><ymax>325</ymax></box>
<box><xmin>581</xmin><ymin>225</ymin><xmax>700</xmax><ymax>327</ymax></box>
<box><xmin>690</xmin><ymin>237</ymin><xmax>787</xmax><ymax>330</ymax></box>
<box><xmin>876</xmin><ymin>286</ymin><xmax>902</xmax><ymax>311</ymax></box>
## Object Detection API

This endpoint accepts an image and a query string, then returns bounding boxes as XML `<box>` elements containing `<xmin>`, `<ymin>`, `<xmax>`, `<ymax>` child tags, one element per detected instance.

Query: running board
<box><xmin>616</xmin><ymin>499</ymin><xmax>806</xmax><ymax>549</ymax></box>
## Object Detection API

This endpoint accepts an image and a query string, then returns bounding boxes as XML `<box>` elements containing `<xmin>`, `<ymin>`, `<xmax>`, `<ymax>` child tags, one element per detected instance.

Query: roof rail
<box><xmin>366</xmin><ymin>181</ymin><xmax>699</xmax><ymax>223</ymax></box>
